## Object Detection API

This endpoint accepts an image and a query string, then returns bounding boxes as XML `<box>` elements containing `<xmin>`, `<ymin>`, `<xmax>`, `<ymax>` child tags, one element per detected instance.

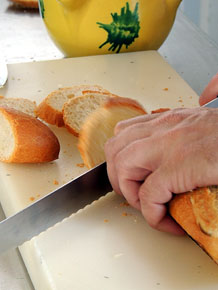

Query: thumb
<box><xmin>199</xmin><ymin>73</ymin><xmax>218</xmax><ymax>106</ymax></box>
<box><xmin>138</xmin><ymin>170</ymin><xmax>185</xmax><ymax>235</ymax></box>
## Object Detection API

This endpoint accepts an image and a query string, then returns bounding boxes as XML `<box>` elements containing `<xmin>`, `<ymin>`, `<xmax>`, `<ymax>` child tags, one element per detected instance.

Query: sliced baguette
<box><xmin>0</xmin><ymin>97</ymin><xmax>37</xmax><ymax>117</ymax></box>
<box><xmin>78</xmin><ymin>97</ymin><xmax>147</xmax><ymax>168</ymax></box>
<box><xmin>169</xmin><ymin>186</ymin><xmax>218</xmax><ymax>264</ymax></box>
<box><xmin>0</xmin><ymin>107</ymin><xmax>60</xmax><ymax>163</ymax></box>
<box><xmin>63</xmin><ymin>91</ymin><xmax>117</xmax><ymax>137</ymax></box>
<box><xmin>36</xmin><ymin>85</ymin><xmax>109</xmax><ymax>127</ymax></box>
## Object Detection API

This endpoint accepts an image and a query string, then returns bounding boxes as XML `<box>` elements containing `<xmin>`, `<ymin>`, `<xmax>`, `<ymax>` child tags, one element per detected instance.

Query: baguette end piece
<box><xmin>169</xmin><ymin>186</ymin><xmax>218</xmax><ymax>264</ymax></box>
<box><xmin>0</xmin><ymin>107</ymin><xmax>60</xmax><ymax>163</ymax></box>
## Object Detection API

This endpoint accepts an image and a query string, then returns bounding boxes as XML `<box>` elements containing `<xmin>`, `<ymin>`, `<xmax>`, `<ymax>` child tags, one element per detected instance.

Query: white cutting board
<box><xmin>0</xmin><ymin>51</ymin><xmax>218</xmax><ymax>289</ymax></box>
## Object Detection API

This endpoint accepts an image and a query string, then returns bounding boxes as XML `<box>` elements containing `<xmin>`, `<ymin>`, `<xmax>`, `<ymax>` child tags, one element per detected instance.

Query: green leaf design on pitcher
<box><xmin>97</xmin><ymin>2</ymin><xmax>140</xmax><ymax>53</ymax></box>
<box><xmin>39</xmin><ymin>0</ymin><xmax>45</xmax><ymax>19</ymax></box>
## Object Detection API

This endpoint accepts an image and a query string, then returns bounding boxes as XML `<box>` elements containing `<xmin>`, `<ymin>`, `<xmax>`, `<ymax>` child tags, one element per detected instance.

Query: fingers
<box><xmin>114</xmin><ymin>113</ymin><xmax>160</xmax><ymax>135</ymax></box>
<box><xmin>199</xmin><ymin>73</ymin><xmax>218</xmax><ymax>106</ymax></box>
<box><xmin>105</xmin><ymin>123</ymin><xmax>153</xmax><ymax>196</ymax></box>
<box><xmin>105</xmin><ymin>137</ymin><xmax>154</xmax><ymax>198</ymax></box>
<box><xmin>138</xmin><ymin>171</ymin><xmax>185</xmax><ymax>235</ymax></box>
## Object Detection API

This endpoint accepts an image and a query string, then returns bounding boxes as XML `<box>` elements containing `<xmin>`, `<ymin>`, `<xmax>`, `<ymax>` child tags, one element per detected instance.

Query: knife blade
<box><xmin>202</xmin><ymin>97</ymin><xmax>218</xmax><ymax>108</ymax></box>
<box><xmin>0</xmin><ymin>162</ymin><xmax>112</xmax><ymax>254</ymax></box>
<box><xmin>0</xmin><ymin>55</ymin><xmax>8</xmax><ymax>88</ymax></box>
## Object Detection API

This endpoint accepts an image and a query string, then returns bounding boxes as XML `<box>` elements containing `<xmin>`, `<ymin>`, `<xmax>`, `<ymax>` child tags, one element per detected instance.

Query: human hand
<box><xmin>105</xmin><ymin>107</ymin><xmax>218</xmax><ymax>235</ymax></box>
<box><xmin>199</xmin><ymin>73</ymin><xmax>218</xmax><ymax>106</ymax></box>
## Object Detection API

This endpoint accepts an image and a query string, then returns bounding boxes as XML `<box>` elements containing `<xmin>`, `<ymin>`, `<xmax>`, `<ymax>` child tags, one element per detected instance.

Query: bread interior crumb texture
<box><xmin>47</xmin><ymin>90</ymin><xmax>75</xmax><ymax>111</ymax></box>
<box><xmin>0</xmin><ymin>112</ymin><xmax>14</xmax><ymax>160</ymax></box>
<box><xmin>0</xmin><ymin>98</ymin><xmax>36</xmax><ymax>117</ymax></box>
<box><xmin>64</xmin><ymin>94</ymin><xmax>108</xmax><ymax>132</ymax></box>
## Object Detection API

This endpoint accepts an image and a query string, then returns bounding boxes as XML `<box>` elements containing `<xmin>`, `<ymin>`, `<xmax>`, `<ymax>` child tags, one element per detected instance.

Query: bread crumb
<box><xmin>77</xmin><ymin>163</ymin><xmax>85</xmax><ymax>168</ymax></box>
<box><xmin>30</xmin><ymin>197</ymin><xmax>35</xmax><ymax>201</ymax></box>
<box><xmin>104</xmin><ymin>219</ymin><xmax>109</xmax><ymax>223</ymax></box>
<box><xmin>163</xmin><ymin>88</ymin><xmax>168</xmax><ymax>91</ymax></box>
<box><xmin>122</xmin><ymin>212</ymin><xmax>133</xmax><ymax>217</ymax></box>
<box><xmin>120</xmin><ymin>202</ymin><xmax>130</xmax><ymax>207</ymax></box>
<box><xmin>53</xmin><ymin>179</ymin><xmax>59</xmax><ymax>185</ymax></box>
<box><xmin>178</xmin><ymin>99</ymin><xmax>183</xmax><ymax>103</ymax></box>
<box><xmin>37</xmin><ymin>194</ymin><xmax>40</xmax><ymax>198</ymax></box>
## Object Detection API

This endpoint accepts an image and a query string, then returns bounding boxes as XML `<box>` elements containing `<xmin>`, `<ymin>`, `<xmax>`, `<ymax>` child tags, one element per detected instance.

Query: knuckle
<box><xmin>114</xmin><ymin>120</ymin><xmax>126</xmax><ymax>135</ymax></box>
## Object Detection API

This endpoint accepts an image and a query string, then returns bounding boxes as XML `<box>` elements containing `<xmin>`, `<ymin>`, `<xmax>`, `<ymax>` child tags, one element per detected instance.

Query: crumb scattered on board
<box><xmin>119</xmin><ymin>202</ymin><xmax>130</xmax><ymax>207</ymax></box>
<box><xmin>53</xmin><ymin>179</ymin><xmax>59</xmax><ymax>185</ymax></box>
<box><xmin>122</xmin><ymin>212</ymin><xmax>132</xmax><ymax>217</ymax></box>
<box><xmin>76</xmin><ymin>163</ymin><xmax>85</xmax><ymax>168</ymax></box>
<box><xmin>29</xmin><ymin>194</ymin><xmax>41</xmax><ymax>202</ymax></box>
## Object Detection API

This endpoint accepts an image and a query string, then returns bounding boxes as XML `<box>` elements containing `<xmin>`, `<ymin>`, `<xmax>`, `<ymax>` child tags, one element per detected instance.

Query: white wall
<box><xmin>180</xmin><ymin>0</ymin><xmax>218</xmax><ymax>46</ymax></box>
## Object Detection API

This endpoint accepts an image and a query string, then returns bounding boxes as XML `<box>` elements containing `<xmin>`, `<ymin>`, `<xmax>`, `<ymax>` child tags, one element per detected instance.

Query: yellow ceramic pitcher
<box><xmin>38</xmin><ymin>0</ymin><xmax>182</xmax><ymax>57</ymax></box>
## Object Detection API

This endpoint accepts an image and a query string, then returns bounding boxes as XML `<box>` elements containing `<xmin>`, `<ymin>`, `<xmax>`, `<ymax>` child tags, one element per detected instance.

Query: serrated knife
<box><xmin>0</xmin><ymin>98</ymin><xmax>218</xmax><ymax>254</ymax></box>
<box><xmin>0</xmin><ymin>162</ymin><xmax>112</xmax><ymax>254</ymax></box>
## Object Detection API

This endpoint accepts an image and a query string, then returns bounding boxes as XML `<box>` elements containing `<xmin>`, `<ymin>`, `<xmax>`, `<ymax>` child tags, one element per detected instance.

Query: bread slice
<box><xmin>0</xmin><ymin>107</ymin><xmax>60</xmax><ymax>163</ymax></box>
<box><xmin>9</xmin><ymin>0</ymin><xmax>38</xmax><ymax>8</ymax></box>
<box><xmin>36</xmin><ymin>85</ymin><xmax>109</xmax><ymax>127</ymax></box>
<box><xmin>78</xmin><ymin>97</ymin><xmax>147</xmax><ymax>168</ymax></box>
<box><xmin>169</xmin><ymin>186</ymin><xmax>218</xmax><ymax>264</ymax></box>
<box><xmin>63</xmin><ymin>92</ymin><xmax>116</xmax><ymax>137</ymax></box>
<box><xmin>0</xmin><ymin>97</ymin><xmax>37</xmax><ymax>117</ymax></box>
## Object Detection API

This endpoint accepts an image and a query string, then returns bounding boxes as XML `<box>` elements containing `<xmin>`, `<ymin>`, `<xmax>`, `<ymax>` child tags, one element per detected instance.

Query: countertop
<box><xmin>0</xmin><ymin>1</ymin><xmax>218</xmax><ymax>289</ymax></box>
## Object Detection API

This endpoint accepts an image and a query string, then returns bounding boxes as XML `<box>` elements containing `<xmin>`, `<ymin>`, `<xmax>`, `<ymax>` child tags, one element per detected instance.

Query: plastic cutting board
<box><xmin>0</xmin><ymin>51</ymin><xmax>218</xmax><ymax>289</ymax></box>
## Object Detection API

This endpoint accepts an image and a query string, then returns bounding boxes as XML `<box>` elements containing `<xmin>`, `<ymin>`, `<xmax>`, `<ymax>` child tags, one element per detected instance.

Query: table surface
<box><xmin>0</xmin><ymin>1</ymin><xmax>218</xmax><ymax>289</ymax></box>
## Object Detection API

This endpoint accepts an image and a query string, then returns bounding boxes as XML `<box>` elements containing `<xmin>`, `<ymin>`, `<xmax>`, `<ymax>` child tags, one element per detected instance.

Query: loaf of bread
<box><xmin>169</xmin><ymin>186</ymin><xmax>218</xmax><ymax>264</ymax></box>
<box><xmin>9</xmin><ymin>0</ymin><xmax>38</xmax><ymax>8</ymax></box>
<box><xmin>0</xmin><ymin>97</ymin><xmax>37</xmax><ymax>117</ymax></box>
<box><xmin>63</xmin><ymin>91</ymin><xmax>117</xmax><ymax>137</ymax></box>
<box><xmin>0</xmin><ymin>107</ymin><xmax>60</xmax><ymax>163</ymax></box>
<box><xmin>36</xmin><ymin>85</ymin><xmax>109</xmax><ymax>127</ymax></box>
<box><xmin>78</xmin><ymin>97</ymin><xmax>147</xmax><ymax>168</ymax></box>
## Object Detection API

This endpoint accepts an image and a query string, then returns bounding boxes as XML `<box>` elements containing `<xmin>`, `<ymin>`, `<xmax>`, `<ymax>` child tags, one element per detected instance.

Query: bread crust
<box><xmin>36</xmin><ymin>99</ymin><xmax>65</xmax><ymax>127</ymax></box>
<box><xmin>9</xmin><ymin>0</ymin><xmax>38</xmax><ymax>8</ymax></box>
<box><xmin>36</xmin><ymin>86</ymin><xmax>109</xmax><ymax>127</ymax></box>
<box><xmin>35</xmin><ymin>88</ymin><xmax>75</xmax><ymax>127</ymax></box>
<box><xmin>0</xmin><ymin>107</ymin><xmax>60</xmax><ymax>163</ymax></box>
<box><xmin>169</xmin><ymin>186</ymin><xmax>218</xmax><ymax>264</ymax></box>
<box><xmin>103</xmin><ymin>97</ymin><xmax>147</xmax><ymax>115</ymax></box>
